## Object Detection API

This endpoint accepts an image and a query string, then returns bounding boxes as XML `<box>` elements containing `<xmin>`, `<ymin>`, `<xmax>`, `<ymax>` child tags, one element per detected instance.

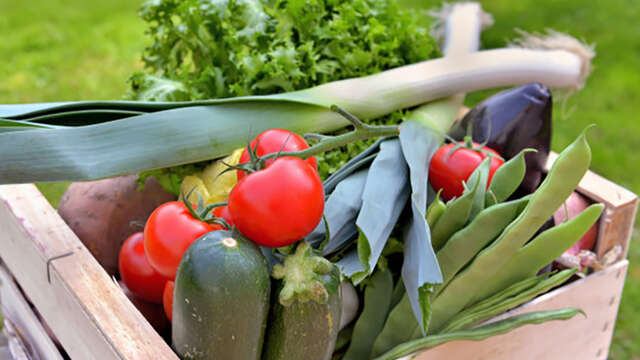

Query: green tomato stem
<box><xmin>260</xmin><ymin>105</ymin><xmax>399</xmax><ymax>162</ymax></box>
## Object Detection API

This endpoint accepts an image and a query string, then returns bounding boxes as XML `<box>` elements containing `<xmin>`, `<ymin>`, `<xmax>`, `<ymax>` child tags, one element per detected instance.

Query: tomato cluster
<box><xmin>120</xmin><ymin>129</ymin><xmax>325</xmax><ymax>322</ymax></box>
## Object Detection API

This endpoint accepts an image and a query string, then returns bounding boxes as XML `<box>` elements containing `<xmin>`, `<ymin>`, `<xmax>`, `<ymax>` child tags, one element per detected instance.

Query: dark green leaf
<box><xmin>343</xmin><ymin>268</ymin><xmax>393</xmax><ymax>360</ymax></box>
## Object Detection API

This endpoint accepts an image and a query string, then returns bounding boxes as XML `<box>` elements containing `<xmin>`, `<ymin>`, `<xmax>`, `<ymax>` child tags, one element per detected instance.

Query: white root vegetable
<box><xmin>339</xmin><ymin>281</ymin><xmax>360</xmax><ymax>330</ymax></box>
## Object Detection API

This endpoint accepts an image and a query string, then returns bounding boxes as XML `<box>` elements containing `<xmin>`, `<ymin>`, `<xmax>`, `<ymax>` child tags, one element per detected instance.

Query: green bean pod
<box><xmin>342</xmin><ymin>268</ymin><xmax>393</xmax><ymax>360</ymax></box>
<box><xmin>429</xmin><ymin>130</ymin><xmax>591</xmax><ymax>333</ymax></box>
<box><xmin>426</xmin><ymin>190</ymin><xmax>446</xmax><ymax>228</ymax></box>
<box><xmin>467</xmin><ymin>157</ymin><xmax>491</xmax><ymax>220</ymax></box>
<box><xmin>372</xmin><ymin>198</ymin><xmax>529</xmax><ymax>353</ymax></box>
<box><xmin>481</xmin><ymin>203</ymin><xmax>604</xmax><ymax>299</ymax></box>
<box><xmin>440</xmin><ymin>268</ymin><xmax>577</xmax><ymax>333</ymax></box>
<box><xmin>451</xmin><ymin>272</ymin><xmax>547</xmax><ymax>318</ymax></box>
<box><xmin>436</xmin><ymin>196</ymin><xmax>529</xmax><ymax>292</ymax></box>
<box><xmin>371</xmin><ymin>308</ymin><xmax>584</xmax><ymax>360</ymax></box>
<box><xmin>371</xmin><ymin>293</ymin><xmax>418</xmax><ymax>358</ymax></box>
<box><xmin>430</xmin><ymin>179</ymin><xmax>479</xmax><ymax>251</ymax></box>
<box><xmin>485</xmin><ymin>149</ymin><xmax>535</xmax><ymax>206</ymax></box>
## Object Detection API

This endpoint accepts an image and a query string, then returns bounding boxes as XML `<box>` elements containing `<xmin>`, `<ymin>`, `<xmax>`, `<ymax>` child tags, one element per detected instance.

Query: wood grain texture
<box><xmin>0</xmin><ymin>184</ymin><xmax>178</xmax><ymax>360</ymax></box>
<box><xmin>411</xmin><ymin>260</ymin><xmax>628</xmax><ymax>360</ymax></box>
<box><xmin>0</xmin><ymin>263</ymin><xmax>63</xmax><ymax>360</ymax></box>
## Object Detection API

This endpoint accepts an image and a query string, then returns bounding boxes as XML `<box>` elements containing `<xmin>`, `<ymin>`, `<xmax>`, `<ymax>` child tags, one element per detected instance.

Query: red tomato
<box><xmin>118</xmin><ymin>232</ymin><xmax>169</xmax><ymax>303</ymax></box>
<box><xmin>229</xmin><ymin>157</ymin><xmax>324</xmax><ymax>248</ymax></box>
<box><xmin>213</xmin><ymin>205</ymin><xmax>234</xmax><ymax>228</ymax></box>
<box><xmin>144</xmin><ymin>201</ymin><xmax>220</xmax><ymax>278</ymax></box>
<box><xmin>163</xmin><ymin>281</ymin><xmax>174</xmax><ymax>323</ymax></box>
<box><xmin>237</xmin><ymin>129</ymin><xmax>317</xmax><ymax>180</ymax></box>
<box><xmin>429</xmin><ymin>142</ymin><xmax>504</xmax><ymax>201</ymax></box>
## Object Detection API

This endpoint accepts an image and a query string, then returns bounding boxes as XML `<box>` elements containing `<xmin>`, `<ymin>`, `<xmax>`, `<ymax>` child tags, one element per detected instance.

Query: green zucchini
<box><xmin>172</xmin><ymin>230</ymin><xmax>271</xmax><ymax>360</ymax></box>
<box><xmin>263</xmin><ymin>243</ymin><xmax>342</xmax><ymax>360</ymax></box>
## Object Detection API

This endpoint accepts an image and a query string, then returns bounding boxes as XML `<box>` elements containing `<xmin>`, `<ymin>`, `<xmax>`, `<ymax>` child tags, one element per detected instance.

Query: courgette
<box><xmin>172</xmin><ymin>230</ymin><xmax>271</xmax><ymax>360</ymax></box>
<box><xmin>262</xmin><ymin>242</ymin><xmax>342</xmax><ymax>360</ymax></box>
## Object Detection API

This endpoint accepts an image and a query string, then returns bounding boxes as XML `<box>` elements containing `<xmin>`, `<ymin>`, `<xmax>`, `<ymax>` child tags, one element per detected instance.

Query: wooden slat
<box><xmin>0</xmin><ymin>184</ymin><xmax>178</xmax><ymax>360</ymax></box>
<box><xmin>0</xmin><ymin>263</ymin><xmax>63</xmax><ymax>360</ymax></box>
<box><xmin>412</xmin><ymin>260</ymin><xmax>628</xmax><ymax>360</ymax></box>
<box><xmin>546</xmin><ymin>152</ymin><xmax>638</xmax><ymax>259</ymax></box>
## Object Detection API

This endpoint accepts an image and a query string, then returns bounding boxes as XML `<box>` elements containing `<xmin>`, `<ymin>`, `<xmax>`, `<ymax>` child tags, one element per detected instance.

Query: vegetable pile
<box><xmin>0</xmin><ymin>1</ymin><xmax>610</xmax><ymax>360</ymax></box>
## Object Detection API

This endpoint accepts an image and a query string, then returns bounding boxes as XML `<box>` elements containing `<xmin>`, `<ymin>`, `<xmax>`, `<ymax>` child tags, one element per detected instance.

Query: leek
<box><xmin>0</xmin><ymin>31</ymin><xmax>593</xmax><ymax>184</ymax></box>
<box><xmin>394</xmin><ymin>1</ymin><xmax>490</xmax><ymax>337</ymax></box>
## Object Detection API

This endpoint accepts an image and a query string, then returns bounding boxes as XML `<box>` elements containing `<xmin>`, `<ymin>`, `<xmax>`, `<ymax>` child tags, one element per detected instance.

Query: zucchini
<box><xmin>263</xmin><ymin>242</ymin><xmax>342</xmax><ymax>360</ymax></box>
<box><xmin>172</xmin><ymin>230</ymin><xmax>271</xmax><ymax>360</ymax></box>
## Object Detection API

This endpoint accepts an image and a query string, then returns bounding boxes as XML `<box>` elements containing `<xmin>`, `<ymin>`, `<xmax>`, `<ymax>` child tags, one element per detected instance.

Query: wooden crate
<box><xmin>0</xmin><ymin>160</ymin><xmax>636</xmax><ymax>360</ymax></box>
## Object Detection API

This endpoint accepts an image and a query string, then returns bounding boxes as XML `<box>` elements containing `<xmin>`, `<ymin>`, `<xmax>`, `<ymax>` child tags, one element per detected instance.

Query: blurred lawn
<box><xmin>3</xmin><ymin>0</ymin><xmax>639</xmax><ymax>358</ymax></box>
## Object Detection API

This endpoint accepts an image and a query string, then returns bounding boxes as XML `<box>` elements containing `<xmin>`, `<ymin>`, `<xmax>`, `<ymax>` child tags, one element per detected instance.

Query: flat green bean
<box><xmin>480</xmin><ymin>203</ymin><xmax>603</xmax><ymax>300</ymax></box>
<box><xmin>467</xmin><ymin>157</ymin><xmax>491</xmax><ymax>220</ymax></box>
<box><xmin>390</xmin><ymin>278</ymin><xmax>406</xmax><ymax>310</ymax></box>
<box><xmin>440</xmin><ymin>268</ymin><xmax>577</xmax><ymax>333</ymax></box>
<box><xmin>428</xmin><ymin>130</ymin><xmax>591</xmax><ymax>334</ymax></box>
<box><xmin>343</xmin><ymin>268</ymin><xmax>393</xmax><ymax>360</ymax></box>
<box><xmin>371</xmin><ymin>294</ymin><xmax>417</xmax><ymax>357</ymax></box>
<box><xmin>333</xmin><ymin>324</ymin><xmax>354</xmax><ymax>355</ymax></box>
<box><xmin>436</xmin><ymin>196</ymin><xmax>528</xmax><ymax>292</ymax></box>
<box><xmin>425</xmin><ymin>190</ymin><xmax>446</xmax><ymax>228</ymax></box>
<box><xmin>451</xmin><ymin>272</ymin><xmax>547</xmax><ymax>317</ymax></box>
<box><xmin>372</xmin><ymin>199</ymin><xmax>530</xmax><ymax>352</ymax></box>
<box><xmin>430</xmin><ymin>178</ymin><xmax>479</xmax><ymax>251</ymax></box>
<box><xmin>486</xmin><ymin>149</ymin><xmax>535</xmax><ymax>206</ymax></box>
<box><xmin>372</xmin><ymin>308</ymin><xmax>584</xmax><ymax>360</ymax></box>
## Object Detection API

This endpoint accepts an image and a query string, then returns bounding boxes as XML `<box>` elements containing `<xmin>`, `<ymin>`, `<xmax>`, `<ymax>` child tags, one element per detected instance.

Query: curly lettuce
<box><xmin>131</xmin><ymin>0</ymin><xmax>439</xmax><ymax>191</ymax></box>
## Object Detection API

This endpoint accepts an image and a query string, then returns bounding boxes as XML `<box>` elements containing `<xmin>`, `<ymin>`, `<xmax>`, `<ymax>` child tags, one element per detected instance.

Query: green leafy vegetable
<box><xmin>131</xmin><ymin>0</ymin><xmax>438</xmax><ymax>186</ymax></box>
<box><xmin>133</xmin><ymin>0</ymin><xmax>438</xmax><ymax>100</ymax></box>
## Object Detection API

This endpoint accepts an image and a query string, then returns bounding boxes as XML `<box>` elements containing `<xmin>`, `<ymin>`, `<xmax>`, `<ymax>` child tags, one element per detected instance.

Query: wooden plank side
<box><xmin>0</xmin><ymin>263</ymin><xmax>63</xmax><ymax>360</ymax></box>
<box><xmin>546</xmin><ymin>152</ymin><xmax>638</xmax><ymax>259</ymax></box>
<box><xmin>595</xmin><ymin>201</ymin><xmax>638</xmax><ymax>260</ymax></box>
<box><xmin>0</xmin><ymin>184</ymin><xmax>178</xmax><ymax>360</ymax></box>
<box><xmin>411</xmin><ymin>260</ymin><xmax>628</xmax><ymax>360</ymax></box>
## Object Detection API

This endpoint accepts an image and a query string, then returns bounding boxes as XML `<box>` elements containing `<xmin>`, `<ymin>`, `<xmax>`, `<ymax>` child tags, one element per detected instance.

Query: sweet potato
<box><xmin>57</xmin><ymin>175</ymin><xmax>176</xmax><ymax>275</ymax></box>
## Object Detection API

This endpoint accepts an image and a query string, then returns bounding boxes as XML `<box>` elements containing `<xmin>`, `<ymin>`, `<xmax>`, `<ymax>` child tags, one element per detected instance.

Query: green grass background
<box><xmin>2</xmin><ymin>0</ymin><xmax>638</xmax><ymax>357</ymax></box>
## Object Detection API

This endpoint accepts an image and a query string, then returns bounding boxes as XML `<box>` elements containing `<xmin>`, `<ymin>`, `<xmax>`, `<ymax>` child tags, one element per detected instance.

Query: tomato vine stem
<box><xmin>260</xmin><ymin>105</ymin><xmax>400</xmax><ymax>162</ymax></box>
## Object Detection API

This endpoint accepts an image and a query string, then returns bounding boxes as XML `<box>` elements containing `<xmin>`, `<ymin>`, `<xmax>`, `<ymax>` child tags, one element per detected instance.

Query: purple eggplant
<box><xmin>451</xmin><ymin>83</ymin><xmax>552</xmax><ymax>195</ymax></box>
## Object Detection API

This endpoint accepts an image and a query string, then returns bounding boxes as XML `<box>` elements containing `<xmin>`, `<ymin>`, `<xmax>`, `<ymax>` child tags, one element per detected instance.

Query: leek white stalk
<box><xmin>408</xmin><ymin>2</ymin><xmax>489</xmax><ymax>132</ymax></box>
<box><xmin>297</xmin><ymin>46</ymin><xmax>592</xmax><ymax>122</ymax></box>
<box><xmin>431</xmin><ymin>2</ymin><xmax>493</xmax><ymax>56</ymax></box>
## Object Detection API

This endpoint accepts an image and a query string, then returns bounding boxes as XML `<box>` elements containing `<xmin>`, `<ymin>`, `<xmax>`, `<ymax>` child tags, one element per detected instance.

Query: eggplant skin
<box><xmin>452</xmin><ymin>83</ymin><xmax>552</xmax><ymax>195</ymax></box>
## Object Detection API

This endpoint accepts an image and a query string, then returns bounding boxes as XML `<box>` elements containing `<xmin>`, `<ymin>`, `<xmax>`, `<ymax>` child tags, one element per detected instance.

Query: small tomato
<box><xmin>118</xmin><ymin>232</ymin><xmax>169</xmax><ymax>304</ymax></box>
<box><xmin>237</xmin><ymin>129</ymin><xmax>317</xmax><ymax>180</ymax></box>
<box><xmin>144</xmin><ymin>201</ymin><xmax>220</xmax><ymax>278</ymax></box>
<box><xmin>163</xmin><ymin>281</ymin><xmax>175</xmax><ymax>323</ymax></box>
<box><xmin>429</xmin><ymin>142</ymin><xmax>504</xmax><ymax>201</ymax></box>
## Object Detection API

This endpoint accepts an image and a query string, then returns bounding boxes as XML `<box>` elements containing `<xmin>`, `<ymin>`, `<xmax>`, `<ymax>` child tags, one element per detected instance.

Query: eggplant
<box><xmin>451</xmin><ymin>83</ymin><xmax>552</xmax><ymax>195</ymax></box>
